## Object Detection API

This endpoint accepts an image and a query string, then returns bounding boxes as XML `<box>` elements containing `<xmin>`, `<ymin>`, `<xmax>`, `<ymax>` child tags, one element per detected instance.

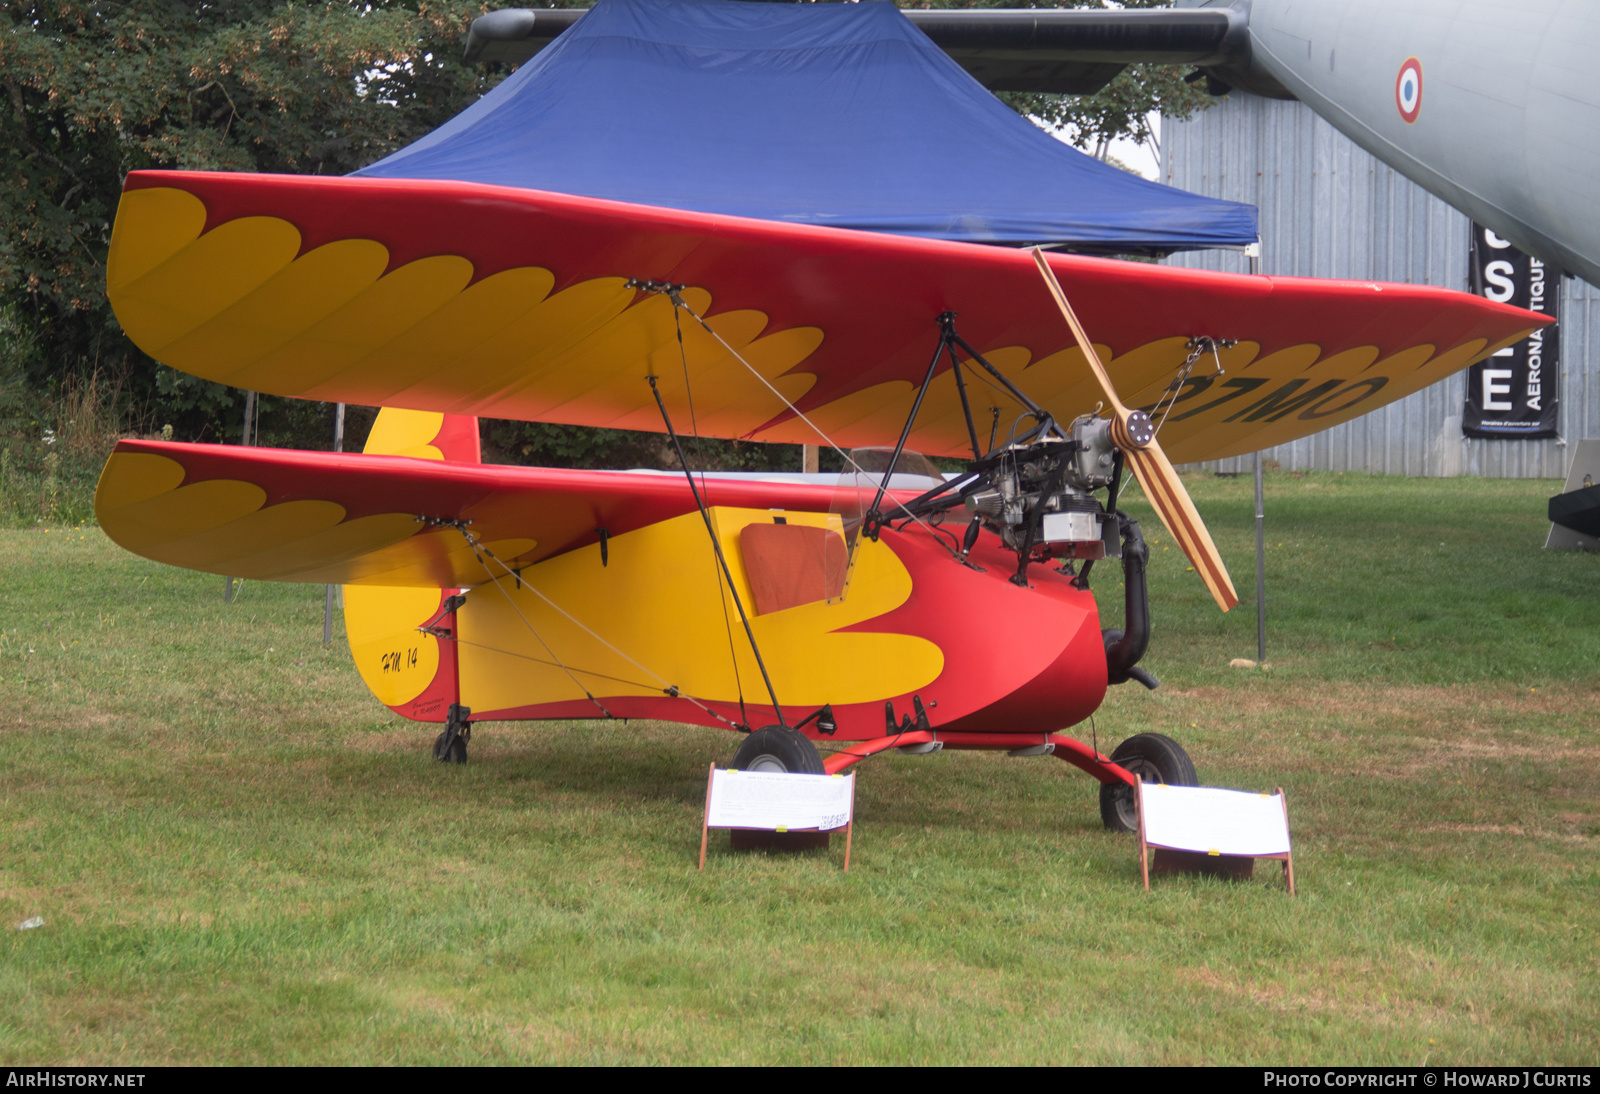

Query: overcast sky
<box><xmin>1108</xmin><ymin>114</ymin><xmax>1163</xmax><ymax>180</ymax></box>
<box><xmin>1049</xmin><ymin>111</ymin><xmax>1163</xmax><ymax>181</ymax></box>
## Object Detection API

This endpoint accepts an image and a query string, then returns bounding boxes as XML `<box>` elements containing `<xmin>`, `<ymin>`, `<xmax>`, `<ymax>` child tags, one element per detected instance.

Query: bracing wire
<box><xmin>1151</xmin><ymin>337</ymin><xmax>1229</xmax><ymax>438</ymax></box>
<box><xmin>448</xmin><ymin>636</ymin><xmax>669</xmax><ymax>694</ymax></box>
<box><xmin>647</xmin><ymin>373</ymin><xmax>785</xmax><ymax>727</ymax></box>
<box><xmin>663</xmin><ymin>289</ymin><xmax>867</xmax><ymax>478</ymax></box>
<box><xmin>648</xmin><ymin>285</ymin><xmax>962</xmax><ymax>552</ymax></box>
<box><xmin>447</xmin><ymin>523</ymin><xmax>747</xmax><ymax>732</ymax></box>
<box><xmin>671</xmin><ymin>302</ymin><xmax>750</xmax><ymax>726</ymax></box>
<box><xmin>460</xmin><ymin>531</ymin><xmax>617</xmax><ymax>719</ymax></box>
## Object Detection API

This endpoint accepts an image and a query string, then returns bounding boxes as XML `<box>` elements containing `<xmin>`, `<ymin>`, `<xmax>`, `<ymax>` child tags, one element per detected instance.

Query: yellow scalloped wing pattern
<box><xmin>105</xmin><ymin>188</ymin><xmax>1534</xmax><ymax>465</ymax></box>
<box><xmin>107</xmin><ymin>190</ymin><xmax>822</xmax><ymax>433</ymax></box>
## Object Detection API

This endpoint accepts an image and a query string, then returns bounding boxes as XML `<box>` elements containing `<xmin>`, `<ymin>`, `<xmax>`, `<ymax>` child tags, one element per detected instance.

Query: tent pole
<box><xmin>225</xmin><ymin>391</ymin><xmax>257</xmax><ymax>603</ymax></box>
<box><xmin>1255</xmin><ymin>450</ymin><xmax>1266</xmax><ymax>663</ymax></box>
<box><xmin>1249</xmin><ymin>243</ymin><xmax>1266</xmax><ymax>664</ymax></box>
<box><xmin>325</xmin><ymin>403</ymin><xmax>346</xmax><ymax>647</ymax></box>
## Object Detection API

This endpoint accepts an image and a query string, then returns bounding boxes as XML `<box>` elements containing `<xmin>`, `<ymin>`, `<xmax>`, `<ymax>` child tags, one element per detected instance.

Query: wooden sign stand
<box><xmin>1135</xmin><ymin>776</ymin><xmax>1295</xmax><ymax>895</ymax></box>
<box><xmin>698</xmin><ymin>763</ymin><xmax>856</xmax><ymax>872</ymax></box>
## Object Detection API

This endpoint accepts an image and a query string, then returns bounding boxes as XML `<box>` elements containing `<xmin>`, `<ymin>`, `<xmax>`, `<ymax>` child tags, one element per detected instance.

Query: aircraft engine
<box><xmin>962</xmin><ymin>414</ymin><xmax>1120</xmax><ymax>558</ymax></box>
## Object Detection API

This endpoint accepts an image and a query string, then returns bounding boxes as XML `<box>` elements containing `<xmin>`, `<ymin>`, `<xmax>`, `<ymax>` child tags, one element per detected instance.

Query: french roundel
<box><xmin>1395</xmin><ymin>57</ymin><xmax>1423</xmax><ymax>124</ymax></box>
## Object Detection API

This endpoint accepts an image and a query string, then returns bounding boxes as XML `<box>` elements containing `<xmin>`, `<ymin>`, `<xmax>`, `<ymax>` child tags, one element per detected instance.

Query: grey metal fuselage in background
<box><xmin>1224</xmin><ymin>0</ymin><xmax>1600</xmax><ymax>289</ymax></box>
<box><xmin>465</xmin><ymin>1</ymin><xmax>1599</xmax><ymax>286</ymax></box>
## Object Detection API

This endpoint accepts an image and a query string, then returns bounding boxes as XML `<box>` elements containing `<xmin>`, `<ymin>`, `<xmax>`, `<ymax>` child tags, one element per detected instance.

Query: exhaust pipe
<box><xmin>1104</xmin><ymin>513</ymin><xmax>1158</xmax><ymax>690</ymax></box>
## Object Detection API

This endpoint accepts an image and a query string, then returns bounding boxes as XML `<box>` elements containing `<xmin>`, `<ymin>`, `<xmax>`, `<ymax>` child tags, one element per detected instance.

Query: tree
<box><xmin>1</xmin><ymin>0</ymin><xmax>1210</xmax><ymax>459</ymax></box>
<box><xmin>914</xmin><ymin>0</ymin><xmax>1213</xmax><ymax>167</ymax></box>
<box><xmin>1</xmin><ymin>0</ymin><xmax>530</xmax><ymax>440</ymax></box>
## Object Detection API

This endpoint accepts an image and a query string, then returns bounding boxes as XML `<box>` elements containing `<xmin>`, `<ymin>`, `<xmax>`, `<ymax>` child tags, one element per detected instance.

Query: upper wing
<box><xmin>94</xmin><ymin>440</ymin><xmax>860</xmax><ymax>587</ymax></box>
<box><xmin>108</xmin><ymin>170</ymin><xmax>1546</xmax><ymax>464</ymax></box>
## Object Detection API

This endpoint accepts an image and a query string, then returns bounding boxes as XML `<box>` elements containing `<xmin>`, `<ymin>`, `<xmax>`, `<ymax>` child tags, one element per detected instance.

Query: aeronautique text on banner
<box><xmin>1466</xmin><ymin>224</ymin><xmax>1560</xmax><ymax>439</ymax></box>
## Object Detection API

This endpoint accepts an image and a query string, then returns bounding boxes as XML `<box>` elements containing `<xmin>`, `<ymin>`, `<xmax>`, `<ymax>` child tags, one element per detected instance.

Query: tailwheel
<box><xmin>433</xmin><ymin>725</ymin><xmax>470</xmax><ymax>765</ymax></box>
<box><xmin>731</xmin><ymin>725</ymin><xmax>825</xmax><ymax>774</ymax></box>
<box><xmin>1099</xmin><ymin>732</ymin><xmax>1197</xmax><ymax>832</ymax></box>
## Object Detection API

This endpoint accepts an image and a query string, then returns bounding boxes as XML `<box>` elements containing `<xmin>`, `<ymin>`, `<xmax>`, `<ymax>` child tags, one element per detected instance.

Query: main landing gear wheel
<box><xmin>433</xmin><ymin>728</ymin><xmax>468</xmax><ymax>764</ymax></box>
<box><xmin>1099</xmin><ymin>732</ymin><xmax>1197</xmax><ymax>833</ymax></box>
<box><xmin>731</xmin><ymin>726</ymin><xmax>826</xmax><ymax>774</ymax></box>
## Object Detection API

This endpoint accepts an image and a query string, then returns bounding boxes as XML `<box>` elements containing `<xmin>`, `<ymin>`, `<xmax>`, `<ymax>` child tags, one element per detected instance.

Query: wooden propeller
<box><xmin>1032</xmin><ymin>248</ymin><xmax>1239</xmax><ymax>612</ymax></box>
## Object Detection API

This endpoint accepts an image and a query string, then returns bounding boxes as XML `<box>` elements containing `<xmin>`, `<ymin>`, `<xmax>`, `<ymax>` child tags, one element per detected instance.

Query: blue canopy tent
<box><xmin>358</xmin><ymin>0</ymin><xmax>1257</xmax><ymax>253</ymax></box>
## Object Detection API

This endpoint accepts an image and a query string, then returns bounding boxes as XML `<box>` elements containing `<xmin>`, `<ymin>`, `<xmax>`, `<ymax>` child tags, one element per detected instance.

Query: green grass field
<box><xmin>2</xmin><ymin>473</ymin><xmax>1597</xmax><ymax>1064</ymax></box>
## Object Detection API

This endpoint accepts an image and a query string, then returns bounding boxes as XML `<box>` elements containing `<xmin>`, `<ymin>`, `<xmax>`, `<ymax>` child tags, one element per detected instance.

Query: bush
<box><xmin>0</xmin><ymin>369</ymin><xmax>128</xmax><ymax>527</ymax></box>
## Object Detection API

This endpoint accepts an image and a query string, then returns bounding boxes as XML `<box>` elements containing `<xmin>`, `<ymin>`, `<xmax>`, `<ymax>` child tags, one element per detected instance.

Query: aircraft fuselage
<box><xmin>1236</xmin><ymin>0</ymin><xmax>1599</xmax><ymax>286</ymax></box>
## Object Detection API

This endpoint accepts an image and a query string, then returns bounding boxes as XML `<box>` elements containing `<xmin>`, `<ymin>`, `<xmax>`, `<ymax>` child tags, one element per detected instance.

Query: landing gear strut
<box><xmin>433</xmin><ymin>703</ymin><xmax>472</xmax><ymax>764</ymax></box>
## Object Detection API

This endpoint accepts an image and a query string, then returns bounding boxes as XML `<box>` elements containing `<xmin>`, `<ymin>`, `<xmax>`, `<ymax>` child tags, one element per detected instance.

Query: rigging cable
<box><xmin>1150</xmin><ymin>336</ymin><xmax>1230</xmax><ymax>438</ymax></box>
<box><xmin>650</xmin><ymin>286</ymin><xmax>959</xmax><ymax>545</ymax></box>
<box><xmin>442</xmin><ymin>521</ymin><xmax>747</xmax><ymax>732</ymax></box>
<box><xmin>458</xmin><ymin>527</ymin><xmax>617</xmax><ymax>719</ymax></box>
<box><xmin>672</xmin><ymin>301</ymin><xmax>752</xmax><ymax>728</ymax></box>
<box><xmin>647</xmin><ymin>373</ymin><xmax>788</xmax><ymax>728</ymax></box>
<box><xmin>448</xmin><ymin>637</ymin><xmax>670</xmax><ymax>694</ymax></box>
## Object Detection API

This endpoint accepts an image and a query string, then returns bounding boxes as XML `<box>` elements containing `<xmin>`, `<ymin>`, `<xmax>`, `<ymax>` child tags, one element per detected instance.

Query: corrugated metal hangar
<box><xmin>1164</xmin><ymin>94</ymin><xmax>1597</xmax><ymax>478</ymax></box>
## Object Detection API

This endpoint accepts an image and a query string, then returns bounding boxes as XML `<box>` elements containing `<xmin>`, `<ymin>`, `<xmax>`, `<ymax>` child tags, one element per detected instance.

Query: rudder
<box><xmin>343</xmin><ymin>409</ymin><xmax>479</xmax><ymax>722</ymax></box>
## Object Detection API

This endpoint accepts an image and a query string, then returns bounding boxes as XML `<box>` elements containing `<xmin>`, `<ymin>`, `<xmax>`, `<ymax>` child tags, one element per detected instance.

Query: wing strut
<box><xmin>632</xmin><ymin>279</ymin><xmax>964</xmax><ymax>553</ymax></box>
<box><xmin>647</xmin><ymin>372</ymin><xmax>788</xmax><ymax>731</ymax></box>
<box><xmin>851</xmin><ymin>311</ymin><xmax>1032</xmax><ymax>552</ymax></box>
<box><xmin>864</xmin><ymin>312</ymin><xmax>959</xmax><ymax>531</ymax></box>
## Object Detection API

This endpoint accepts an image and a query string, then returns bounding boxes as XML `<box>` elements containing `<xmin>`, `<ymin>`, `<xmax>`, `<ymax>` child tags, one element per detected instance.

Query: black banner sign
<box><xmin>1465</xmin><ymin>223</ymin><xmax>1559</xmax><ymax>438</ymax></box>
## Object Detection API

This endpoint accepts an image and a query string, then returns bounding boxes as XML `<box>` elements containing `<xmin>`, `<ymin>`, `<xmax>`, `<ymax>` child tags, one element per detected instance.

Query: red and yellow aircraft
<box><xmin>95</xmin><ymin>169</ymin><xmax>1546</xmax><ymax>829</ymax></box>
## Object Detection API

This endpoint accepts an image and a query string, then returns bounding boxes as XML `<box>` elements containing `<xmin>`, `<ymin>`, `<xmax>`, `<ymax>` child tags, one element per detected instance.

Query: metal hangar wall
<box><xmin>1163</xmin><ymin>94</ymin><xmax>1599</xmax><ymax>478</ymax></box>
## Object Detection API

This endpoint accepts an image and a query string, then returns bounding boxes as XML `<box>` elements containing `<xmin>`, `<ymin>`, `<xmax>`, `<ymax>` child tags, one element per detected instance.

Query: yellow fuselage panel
<box><xmin>345</xmin><ymin>584</ymin><xmax>445</xmax><ymax>708</ymax></box>
<box><xmin>457</xmin><ymin>507</ymin><xmax>943</xmax><ymax>713</ymax></box>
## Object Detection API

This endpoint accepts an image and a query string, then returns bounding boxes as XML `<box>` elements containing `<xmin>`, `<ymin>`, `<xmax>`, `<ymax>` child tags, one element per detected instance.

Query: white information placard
<box><xmin>706</xmin><ymin>768</ymin><xmax>854</xmax><ymax>832</ymax></box>
<box><xmin>1139</xmin><ymin>783</ymin><xmax>1291</xmax><ymax>857</ymax></box>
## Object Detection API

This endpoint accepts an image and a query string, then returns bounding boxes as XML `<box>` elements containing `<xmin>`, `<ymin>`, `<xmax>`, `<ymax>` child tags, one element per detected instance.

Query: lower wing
<box><xmin>95</xmin><ymin>440</ymin><xmax>861</xmax><ymax>587</ymax></box>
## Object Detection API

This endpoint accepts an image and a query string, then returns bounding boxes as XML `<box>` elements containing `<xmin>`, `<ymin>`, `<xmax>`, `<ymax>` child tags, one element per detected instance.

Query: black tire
<box><xmin>1099</xmin><ymin>732</ymin><xmax>1196</xmax><ymax>832</ymax></box>
<box><xmin>433</xmin><ymin>730</ymin><xmax>467</xmax><ymax>765</ymax></box>
<box><xmin>731</xmin><ymin>725</ymin><xmax>826</xmax><ymax>774</ymax></box>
